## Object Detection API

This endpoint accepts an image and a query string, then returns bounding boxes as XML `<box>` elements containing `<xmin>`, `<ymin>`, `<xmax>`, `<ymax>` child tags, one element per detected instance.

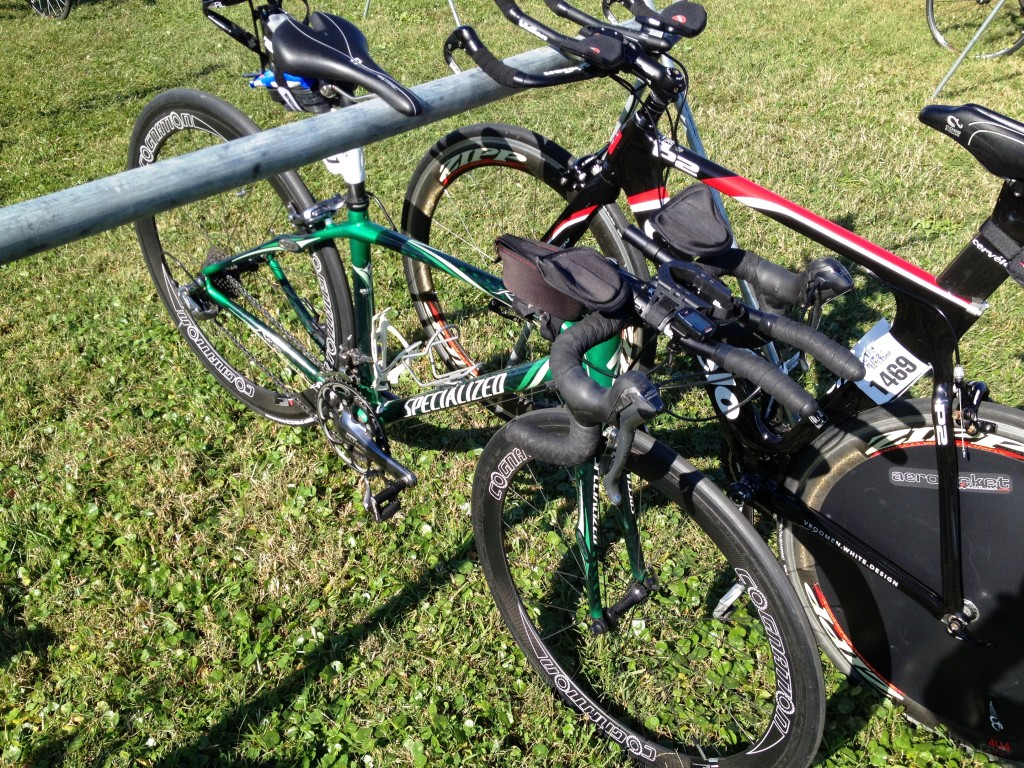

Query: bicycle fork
<box><xmin>576</xmin><ymin>462</ymin><xmax>657</xmax><ymax>636</ymax></box>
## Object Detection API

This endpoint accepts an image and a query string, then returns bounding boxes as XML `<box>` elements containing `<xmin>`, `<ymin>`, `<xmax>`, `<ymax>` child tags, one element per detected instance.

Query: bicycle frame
<box><xmin>532</xmin><ymin>87</ymin><xmax>1012</xmax><ymax>633</ymax></box>
<box><xmin>197</xmin><ymin>196</ymin><xmax>622</xmax><ymax>426</ymax></box>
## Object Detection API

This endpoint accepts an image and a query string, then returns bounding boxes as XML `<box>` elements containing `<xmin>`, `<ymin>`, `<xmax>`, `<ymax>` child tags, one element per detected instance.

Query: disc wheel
<box><xmin>781</xmin><ymin>398</ymin><xmax>1024</xmax><ymax>761</ymax></box>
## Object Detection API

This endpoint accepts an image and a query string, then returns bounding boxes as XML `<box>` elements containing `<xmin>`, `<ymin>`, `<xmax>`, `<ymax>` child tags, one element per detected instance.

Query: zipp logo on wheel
<box><xmin>438</xmin><ymin>148</ymin><xmax>528</xmax><ymax>185</ymax></box>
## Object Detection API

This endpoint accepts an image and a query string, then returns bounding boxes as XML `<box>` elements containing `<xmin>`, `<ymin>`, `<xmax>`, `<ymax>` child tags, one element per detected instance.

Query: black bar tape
<box><xmin>548</xmin><ymin>313</ymin><xmax>629</xmax><ymax>426</ymax></box>
<box><xmin>748</xmin><ymin>311</ymin><xmax>865</xmax><ymax>381</ymax></box>
<box><xmin>701</xmin><ymin>250</ymin><xmax>807</xmax><ymax>307</ymax></box>
<box><xmin>683</xmin><ymin>337</ymin><xmax>821</xmax><ymax>419</ymax></box>
<box><xmin>506</xmin><ymin>409</ymin><xmax>602</xmax><ymax>466</ymax></box>
<box><xmin>474</xmin><ymin>46</ymin><xmax>527</xmax><ymax>88</ymax></box>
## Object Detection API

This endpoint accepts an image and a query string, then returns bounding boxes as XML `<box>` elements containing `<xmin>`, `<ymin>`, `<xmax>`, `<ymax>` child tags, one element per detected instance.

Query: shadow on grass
<box><xmin>0</xmin><ymin>583</ymin><xmax>57</xmax><ymax>669</ymax></box>
<box><xmin>20</xmin><ymin>531</ymin><xmax>477</xmax><ymax>767</ymax></box>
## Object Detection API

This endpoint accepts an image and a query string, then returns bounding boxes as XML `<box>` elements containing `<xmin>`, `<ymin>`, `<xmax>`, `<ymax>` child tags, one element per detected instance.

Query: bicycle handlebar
<box><xmin>504</xmin><ymin>247</ymin><xmax>866</xmax><ymax>471</ymax></box>
<box><xmin>444</xmin><ymin>0</ymin><xmax>693</xmax><ymax>95</ymax></box>
<box><xmin>744</xmin><ymin>308</ymin><xmax>865</xmax><ymax>381</ymax></box>
<box><xmin>506</xmin><ymin>312</ymin><xmax>665</xmax><ymax>468</ymax></box>
<box><xmin>443</xmin><ymin>26</ymin><xmax>597</xmax><ymax>87</ymax></box>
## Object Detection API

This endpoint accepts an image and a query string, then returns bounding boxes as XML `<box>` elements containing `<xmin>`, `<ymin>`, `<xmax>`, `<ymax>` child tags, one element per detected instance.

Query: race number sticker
<box><xmin>852</xmin><ymin>320</ymin><xmax>930</xmax><ymax>404</ymax></box>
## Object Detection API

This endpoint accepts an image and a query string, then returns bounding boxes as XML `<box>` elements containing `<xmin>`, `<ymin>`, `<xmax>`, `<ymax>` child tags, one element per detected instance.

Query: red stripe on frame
<box><xmin>627</xmin><ymin>188</ymin><xmax>668</xmax><ymax>207</ymax></box>
<box><xmin>550</xmin><ymin>205</ymin><xmax>600</xmax><ymax>240</ymax></box>
<box><xmin>706</xmin><ymin>175</ymin><xmax>971</xmax><ymax>305</ymax></box>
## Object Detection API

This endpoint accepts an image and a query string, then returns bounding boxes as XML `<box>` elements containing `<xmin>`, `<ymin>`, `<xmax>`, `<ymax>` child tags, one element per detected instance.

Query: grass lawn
<box><xmin>2</xmin><ymin>0</ymin><xmax>1023</xmax><ymax>765</ymax></box>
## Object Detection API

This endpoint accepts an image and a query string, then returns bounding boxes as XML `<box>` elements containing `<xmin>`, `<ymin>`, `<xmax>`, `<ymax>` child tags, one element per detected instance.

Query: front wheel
<box><xmin>473</xmin><ymin>409</ymin><xmax>826</xmax><ymax>767</ymax></box>
<box><xmin>401</xmin><ymin>124</ymin><xmax>647</xmax><ymax>389</ymax></box>
<box><xmin>780</xmin><ymin>398</ymin><xmax>1024</xmax><ymax>761</ymax></box>
<box><xmin>128</xmin><ymin>89</ymin><xmax>355</xmax><ymax>425</ymax></box>
<box><xmin>926</xmin><ymin>0</ymin><xmax>1024</xmax><ymax>58</ymax></box>
<box><xmin>28</xmin><ymin>0</ymin><xmax>72</xmax><ymax>19</ymax></box>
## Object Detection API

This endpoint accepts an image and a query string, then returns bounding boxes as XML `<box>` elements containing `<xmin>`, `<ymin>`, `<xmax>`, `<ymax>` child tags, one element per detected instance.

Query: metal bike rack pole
<box><xmin>0</xmin><ymin>45</ymin><xmax>568</xmax><ymax>266</ymax></box>
<box><xmin>931</xmin><ymin>0</ymin><xmax>1007</xmax><ymax>99</ymax></box>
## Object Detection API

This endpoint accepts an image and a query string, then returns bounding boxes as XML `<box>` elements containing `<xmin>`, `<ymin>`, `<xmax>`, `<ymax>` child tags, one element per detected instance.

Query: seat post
<box><xmin>322</xmin><ymin>146</ymin><xmax>369</xmax><ymax>211</ymax></box>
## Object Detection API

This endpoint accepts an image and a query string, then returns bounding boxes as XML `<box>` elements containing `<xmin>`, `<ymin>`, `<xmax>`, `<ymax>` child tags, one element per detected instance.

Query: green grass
<box><xmin>2</xmin><ymin>0</ymin><xmax>1024</xmax><ymax>765</ymax></box>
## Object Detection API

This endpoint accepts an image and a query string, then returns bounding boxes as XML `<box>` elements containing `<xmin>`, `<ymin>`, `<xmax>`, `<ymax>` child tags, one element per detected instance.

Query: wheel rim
<box><xmin>495</xmin><ymin>459</ymin><xmax>792</xmax><ymax>759</ymax></box>
<box><xmin>928</xmin><ymin>0</ymin><xmax>1024</xmax><ymax>57</ymax></box>
<box><xmin>139</xmin><ymin>115</ymin><xmax>334</xmax><ymax>418</ymax></box>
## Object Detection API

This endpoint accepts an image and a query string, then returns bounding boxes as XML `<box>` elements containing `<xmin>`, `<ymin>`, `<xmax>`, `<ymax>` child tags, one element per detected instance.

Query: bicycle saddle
<box><xmin>268</xmin><ymin>12</ymin><xmax>424</xmax><ymax>116</ymax></box>
<box><xmin>920</xmin><ymin>103</ymin><xmax>1024</xmax><ymax>181</ymax></box>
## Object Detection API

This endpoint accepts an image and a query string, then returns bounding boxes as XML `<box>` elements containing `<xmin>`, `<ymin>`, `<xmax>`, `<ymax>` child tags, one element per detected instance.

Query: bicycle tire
<box><xmin>780</xmin><ymin>398</ymin><xmax>1024</xmax><ymax>761</ymax></box>
<box><xmin>401</xmin><ymin>124</ymin><xmax>647</xmax><ymax>390</ymax></box>
<box><xmin>28</xmin><ymin>0</ymin><xmax>72</xmax><ymax>19</ymax></box>
<box><xmin>473</xmin><ymin>409</ymin><xmax>826</xmax><ymax>767</ymax></box>
<box><xmin>926</xmin><ymin>0</ymin><xmax>1024</xmax><ymax>59</ymax></box>
<box><xmin>128</xmin><ymin>88</ymin><xmax>355</xmax><ymax>426</ymax></box>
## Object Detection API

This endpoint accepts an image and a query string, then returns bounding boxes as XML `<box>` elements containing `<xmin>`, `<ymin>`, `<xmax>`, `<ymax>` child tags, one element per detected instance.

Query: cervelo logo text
<box><xmin>890</xmin><ymin>469</ymin><xmax>1012</xmax><ymax>493</ymax></box>
<box><xmin>404</xmin><ymin>373</ymin><xmax>508</xmax><ymax>418</ymax></box>
<box><xmin>972</xmin><ymin>237</ymin><xmax>1009</xmax><ymax>268</ymax></box>
<box><xmin>439</xmin><ymin>148</ymin><xmax>528</xmax><ymax>184</ymax></box>
<box><xmin>487</xmin><ymin>445</ymin><xmax>529</xmax><ymax>501</ymax></box>
<box><xmin>138</xmin><ymin>111</ymin><xmax>204</xmax><ymax>166</ymax></box>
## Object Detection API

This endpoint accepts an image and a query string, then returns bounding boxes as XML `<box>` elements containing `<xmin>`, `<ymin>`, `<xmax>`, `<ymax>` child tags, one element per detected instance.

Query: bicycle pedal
<box><xmin>712</xmin><ymin>581</ymin><xmax>747</xmax><ymax>621</ymax></box>
<box><xmin>361</xmin><ymin>476</ymin><xmax>410</xmax><ymax>523</ymax></box>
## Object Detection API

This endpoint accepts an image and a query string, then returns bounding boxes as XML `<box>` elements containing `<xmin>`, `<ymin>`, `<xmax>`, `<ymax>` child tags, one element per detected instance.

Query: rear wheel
<box><xmin>926</xmin><ymin>0</ymin><xmax>1024</xmax><ymax>58</ymax></box>
<box><xmin>28</xmin><ymin>0</ymin><xmax>72</xmax><ymax>19</ymax></box>
<box><xmin>780</xmin><ymin>398</ymin><xmax>1024</xmax><ymax>761</ymax></box>
<box><xmin>128</xmin><ymin>88</ymin><xmax>355</xmax><ymax>425</ymax></box>
<box><xmin>473</xmin><ymin>409</ymin><xmax>826</xmax><ymax>767</ymax></box>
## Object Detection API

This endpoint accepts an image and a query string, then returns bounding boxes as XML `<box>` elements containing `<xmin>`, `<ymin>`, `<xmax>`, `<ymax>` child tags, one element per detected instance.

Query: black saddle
<box><xmin>921</xmin><ymin>103</ymin><xmax>1024</xmax><ymax>181</ymax></box>
<box><xmin>269</xmin><ymin>12</ymin><xmax>423</xmax><ymax>116</ymax></box>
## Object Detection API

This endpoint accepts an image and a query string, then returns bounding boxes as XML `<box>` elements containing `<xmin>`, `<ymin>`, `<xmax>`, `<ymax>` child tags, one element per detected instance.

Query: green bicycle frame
<box><xmin>200</xmin><ymin>204</ymin><xmax>630</xmax><ymax>622</ymax></box>
<box><xmin>198</xmin><ymin>208</ymin><xmax>623</xmax><ymax>425</ymax></box>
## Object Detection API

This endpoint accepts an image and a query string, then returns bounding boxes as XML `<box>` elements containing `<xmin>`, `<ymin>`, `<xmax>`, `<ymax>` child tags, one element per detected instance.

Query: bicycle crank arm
<box><xmin>330</xmin><ymin>408</ymin><xmax>417</xmax><ymax>521</ymax></box>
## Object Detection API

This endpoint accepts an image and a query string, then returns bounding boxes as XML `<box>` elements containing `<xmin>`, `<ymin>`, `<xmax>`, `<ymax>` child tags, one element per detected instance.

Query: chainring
<box><xmin>316</xmin><ymin>379</ymin><xmax>389</xmax><ymax>475</ymax></box>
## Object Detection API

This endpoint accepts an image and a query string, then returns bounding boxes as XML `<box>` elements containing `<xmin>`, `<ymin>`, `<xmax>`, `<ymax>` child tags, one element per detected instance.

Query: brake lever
<box><xmin>603</xmin><ymin>382</ymin><xmax>664</xmax><ymax>504</ymax></box>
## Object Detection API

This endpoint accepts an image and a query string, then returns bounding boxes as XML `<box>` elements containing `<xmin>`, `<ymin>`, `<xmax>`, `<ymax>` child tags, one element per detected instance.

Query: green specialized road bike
<box><xmin>127</xmin><ymin>0</ymin><xmax>647</xmax><ymax>521</ymax></box>
<box><xmin>128</xmin><ymin>4</ymin><xmax>844</xmax><ymax>766</ymax></box>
